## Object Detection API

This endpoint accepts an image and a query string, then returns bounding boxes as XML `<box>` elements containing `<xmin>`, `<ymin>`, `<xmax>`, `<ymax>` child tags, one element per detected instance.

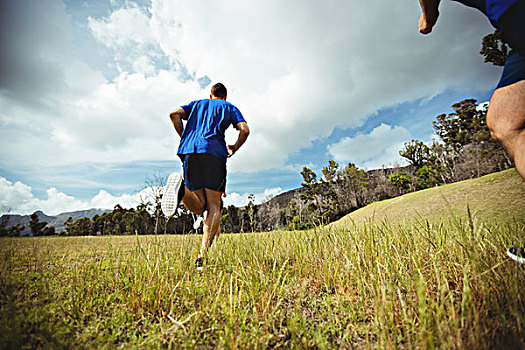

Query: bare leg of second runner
<box><xmin>199</xmin><ymin>189</ymin><xmax>223</xmax><ymax>259</ymax></box>
<box><xmin>486</xmin><ymin>80</ymin><xmax>525</xmax><ymax>181</ymax></box>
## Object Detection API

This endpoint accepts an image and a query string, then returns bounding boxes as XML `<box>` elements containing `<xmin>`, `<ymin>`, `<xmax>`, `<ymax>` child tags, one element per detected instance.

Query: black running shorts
<box><xmin>496</xmin><ymin>0</ymin><xmax>525</xmax><ymax>89</ymax></box>
<box><xmin>181</xmin><ymin>153</ymin><xmax>227</xmax><ymax>192</ymax></box>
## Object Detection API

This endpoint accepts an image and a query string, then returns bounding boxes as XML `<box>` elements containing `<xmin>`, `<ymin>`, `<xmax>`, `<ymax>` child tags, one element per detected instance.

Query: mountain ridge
<box><xmin>2</xmin><ymin>208</ymin><xmax>112</xmax><ymax>235</ymax></box>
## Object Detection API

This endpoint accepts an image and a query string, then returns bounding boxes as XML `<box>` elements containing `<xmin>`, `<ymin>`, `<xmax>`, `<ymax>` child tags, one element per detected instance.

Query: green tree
<box><xmin>222</xmin><ymin>205</ymin><xmax>240</xmax><ymax>233</ymax></box>
<box><xmin>300</xmin><ymin>166</ymin><xmax>321</xmax><ymax>224</ymax></box>
<box><xmin>122</xmin><ymin>211</ymin><xmax>136</xmax><ymax>234</ymax></box>
<box><xmin>389</xmin><ymin>172</ymin><xmax>412</xmax><ymax>195</ymax></box>
<box><xmin>322</xmin><ymin>159</ymin><xmax>340</xmax><ymax>183</ymax></box>
<box><xmin>415</xmin><ymin>166</ymin><xmax>441</xmax><ymax>189</ymax></box>
<box><xmin>246</xmin><ymin>194</ymin><xmax>257</xmax><ymax>232</ymax></box>
<box><xmin>319</xmin><ymin>159</ymin><xmax>340</xmax><ymax>222</ymax></box>
<box><xmin>29</xmin><ymin>213</ymin><xmax>47</xmax><ymax>236</ymax></box>
<box><xmin>41</xmin><ymin>226</ymin><xmax>56</xmax><ymax>236</ymax></box>
<box><xmin>69</xmin><ymin>217</ymin><xmax>92</xmax><ymax>236</ymax></box>
<box><xmin>399</xmin><ymin>140</ymin><xmax>434</xmax><ymax>169</ymax></box>
<box><xmin>64</xmin><ymin>217</ymin><xmax>74</xmax><ymax>235</ymax></box>
<box><xmin>433</xmin><ymin>99</ymin><xmax>487</xmax><ymax>154</ymax></box>
<box><xmin>0</xmin><ymin>216</ymin><xmax>23</xmax><ymax>237</ymax></box>
<box><xmin>341</xmin><ymin>163</ymin><xmax>368</xmax><ymax>208</ymax></box>
<box><xmin>480</xmin><ymin>30</ymin><xmax>508</xmax><ymax>66</ymax></box>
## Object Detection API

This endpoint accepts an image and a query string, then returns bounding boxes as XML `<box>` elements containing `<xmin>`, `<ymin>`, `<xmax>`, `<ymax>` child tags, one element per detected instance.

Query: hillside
<box><xmin>2</xmin><ymin>208</ymin><xmax>111</xmax><ymax>235</ymax></box>
<box><xmin>331</xmin><ymin>168</ymin><xmax>525</xmax><ymax>229</ymax></box>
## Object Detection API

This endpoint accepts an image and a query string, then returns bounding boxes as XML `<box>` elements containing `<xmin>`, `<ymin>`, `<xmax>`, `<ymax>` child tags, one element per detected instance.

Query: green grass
<box><xmin>1</xmin><ymin>170</ymin><xmax>524</xmax><ymax>349</ymax></box>
<box><xmin>334</xmin><ymin>168</ymin><xmax>525</xmax><ymax>228</ymax></box>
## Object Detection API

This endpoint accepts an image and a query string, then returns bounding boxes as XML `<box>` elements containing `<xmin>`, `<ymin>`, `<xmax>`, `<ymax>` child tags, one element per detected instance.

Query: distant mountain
<box><xmin>2</xmin><ymin>208</ymin><xmax>111</xmax><ymax>236</ymax></box>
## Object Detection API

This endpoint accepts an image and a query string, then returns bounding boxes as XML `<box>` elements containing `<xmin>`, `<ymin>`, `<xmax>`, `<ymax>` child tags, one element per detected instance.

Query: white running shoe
<box><xmin>161</xmin><ymin>172</ymin><xmax>182</xmax><ymax>217</ymax></box>
<box><xmin>193</xmin><ymin>216</ymin><xmax>204</xmax><ymax>230</ymax></box>
<box><xmin>507</xmin><ymin>247</ymin><xmax>525</xmax><ymax>264</ymax></box>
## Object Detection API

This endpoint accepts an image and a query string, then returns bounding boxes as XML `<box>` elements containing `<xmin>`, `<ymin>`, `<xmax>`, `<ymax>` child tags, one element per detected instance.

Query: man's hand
<box><xmin>418</xmin><ymin>0</ymin><xmax>440</xmax><ymax>35</ymax></box>
<box><xmin>227</xmin><ymin>121</ymin><xmax>250</xmax><ymax>158</ymax></box>
<box><xmin>227</xmin><ymin>144</ymin><xmax>238</xmax><ymax>157</ymax></box>
<box><xmin>418</xmin><ymin>11</ymin><xmax>438</xmax><ymax>34</ymax></box>
<box><xmin>169</xmin><ymin>107</ymin><xmax>187</xmax><ymax>137</ymax></box>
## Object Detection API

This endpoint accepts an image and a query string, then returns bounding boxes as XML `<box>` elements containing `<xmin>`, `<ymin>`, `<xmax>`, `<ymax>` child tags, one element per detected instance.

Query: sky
<box><xmin>0</xmin><ymin>0</ymin><xmax>502</xmax><ymax>215</ymax></box>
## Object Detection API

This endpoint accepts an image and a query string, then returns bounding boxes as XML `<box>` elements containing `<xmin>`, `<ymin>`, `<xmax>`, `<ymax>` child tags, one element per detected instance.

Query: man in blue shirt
<box><xmin>169</xmin><ymin>83</ymin><xmax>250</xmax><ymax>268</ymax></box>
<box><xmin>417</xmin><ymin>0</ymin><xmax>525</xmax><ymax>181</ymax></box>
<box><xmin>417</xmin><ymin>0</ymin><xmax>525</xmax><ymax>263</ymax></box>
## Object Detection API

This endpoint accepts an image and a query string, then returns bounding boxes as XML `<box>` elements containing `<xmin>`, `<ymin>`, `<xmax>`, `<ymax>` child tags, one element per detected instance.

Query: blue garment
<box><xmin>177</xmin><ymin>99</ymin><xmax>246</xmax><ymax>162</ymax></box>
<box><xmin>453</xmin><ymin>0</ymin><xmax>519</xmax><ymax>25</ymax></box>
<box><xmin>497</xmin><ymin>50</ymin><xmax>525</xmax><ymax>88</ymax></box>
<box><xmin>454</xmin><ymin>0</ymin><xmax>525</xmax><ymax>88</ymax></box>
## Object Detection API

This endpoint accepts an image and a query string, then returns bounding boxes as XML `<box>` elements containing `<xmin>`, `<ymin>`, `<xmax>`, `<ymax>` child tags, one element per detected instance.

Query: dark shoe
<box><xmin>507</xmin><ymin>247</ymin><xmax>525</xmax><ymax>264</ymax></box>
<box><xmin>195</xmin><ymin>257</ymin><xmax>204</xmax><ymax>270</ymax></box>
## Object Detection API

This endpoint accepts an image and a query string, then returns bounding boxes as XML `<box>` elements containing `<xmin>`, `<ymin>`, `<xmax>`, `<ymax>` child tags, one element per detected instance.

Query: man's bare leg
<box><xmin>181</xmin><ymin>187</ymin><xmax>206</xmax><ymax>215</ymax></box>
<box><xmin>486</xmin><ymin>80</ymin><xmax>525</xmax><ymax>180</ymax></box>
<box><xmin>199</xmin><ymin>189</ymin><xmax>223</xmax><ymax>258</ymax></box>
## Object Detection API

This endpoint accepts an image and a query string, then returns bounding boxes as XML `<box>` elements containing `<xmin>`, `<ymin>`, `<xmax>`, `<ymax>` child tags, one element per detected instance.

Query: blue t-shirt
<box><xmin>453</xmin><ymin>0</ymin><xmax>519</xmax><ymax>24</ymax></box>
<box><xmin>177</xmin><ymin>99</ymin><xmax>246</xmax><ymax>162</ymax></box>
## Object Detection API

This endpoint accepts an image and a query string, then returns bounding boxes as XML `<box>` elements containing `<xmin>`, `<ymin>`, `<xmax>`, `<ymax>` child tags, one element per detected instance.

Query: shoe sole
<box><xmin>507</xmin><ymin>249</ymin><xmax>525</xmax><ymax>264</ymax></box>
<box><xmin>161</xmin><ymin>172</ymin><xmax>182</xmax><ymax>217</ymax></box>
<box><xmin>193</xmin><ymin>216</ymin><xmax>203</xmax><ymax>230</ymax></box>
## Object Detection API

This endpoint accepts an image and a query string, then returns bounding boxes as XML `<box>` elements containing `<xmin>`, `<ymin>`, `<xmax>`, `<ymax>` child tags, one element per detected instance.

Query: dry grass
<box><xmin>334</xmin><ymin>168</ymin><xmax>525</xmax><ymax>228</ymax></box>
<box><xmin>1</xmin><ymin>170</ymin><xmax>524</xmax><ymax>349</ymax></box>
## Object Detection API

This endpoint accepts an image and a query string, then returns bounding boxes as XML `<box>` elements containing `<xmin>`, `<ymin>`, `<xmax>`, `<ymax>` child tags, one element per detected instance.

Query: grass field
<box><xmin>333</xmin><ymin>168</ymin><xmax>525</xmax><ymax>228</ymax></box>
<box><xmin>1</xmin><ymin>170</ymin><xmax>524</xmax><ymax>349</ymax></box>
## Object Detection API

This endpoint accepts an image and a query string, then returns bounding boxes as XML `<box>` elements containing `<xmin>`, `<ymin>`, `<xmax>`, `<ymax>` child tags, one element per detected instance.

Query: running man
<box><xmin>418</xmin><ymin>0</ymin><xmax>525</xmax><ymax>264</ymax></box>
<box><xmin>169</xmin><ymin>83</ymin><xmax>250</xmax><ymax>269</ymax></box>
<box><xmin>417</xmin><ymin>0</ymin><xmax>525</xmax><ymax>181</ymax></box>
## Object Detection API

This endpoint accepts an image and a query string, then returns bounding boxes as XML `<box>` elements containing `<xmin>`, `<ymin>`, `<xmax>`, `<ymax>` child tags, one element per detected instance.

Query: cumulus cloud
<box><xmin>88</xmin><ymin>5</ymin><xmax>154</xmax><ymax>50</ymax></box>
<box><xmin>0</xmin><ymin>175</ymin><xmax>284</xmax><ymax>215</ymax></box>
<box><xmin>0</xmin><ymin>0</ymin><xmax>69</xmax><ymax>107</ymax></box>
<box><xmin>224</xmin><ymin>187</ymin><xmax>283</xmax><ymax>207</ymax></box>
<box><xmin>327</xmin><ymin>124</ymin><xmax>410</xmax><ymax>169</ymax></box>
<box><xmin>50</xmin><ymin>70</ymin><xmax>203</xmax><ymax>164</ymax></box>
<box><xmin>0</xmin><ymin>177</ymin><xmax>146</xmax><ymax>216</ymax></box>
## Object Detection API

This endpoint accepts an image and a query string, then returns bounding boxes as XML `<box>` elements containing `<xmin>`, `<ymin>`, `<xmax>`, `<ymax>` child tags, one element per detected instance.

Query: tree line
<box><xmin>251</xmin><ymin>98</ymin><xmax>510</xmax><ymax>232</ymax></box>
<box><xmin>1</xmin><ymin>97</ymin><xmax>511</xmax><ymax>237</ymax></box>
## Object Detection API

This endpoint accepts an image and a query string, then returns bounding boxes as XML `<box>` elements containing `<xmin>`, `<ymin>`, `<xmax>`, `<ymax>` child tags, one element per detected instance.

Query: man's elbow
<box><xmin>240</xmin><ymin>123</ymin><xmax>250</xmax><ymax>137</ymax></box>
<box><xmin>169</xmin><ymin>112</ymin><xmax>178</xmax><ymax>122</ymax></box>
<box><xmin>170</xmin><ymin>107</ymin><xmax>185</xmax><ymax>120</ymax></box>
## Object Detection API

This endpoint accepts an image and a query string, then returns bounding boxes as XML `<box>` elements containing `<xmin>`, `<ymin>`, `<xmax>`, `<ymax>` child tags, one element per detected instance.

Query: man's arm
<box><xmin>418</xmin><ymin>0</ymin><xmax>441</xmax><ymax>34</ymax></box>
<box><xmin>227</xmin><ymin>121</ymin><xmax>250</xmax><ymax>157</ymax></box>
<box><xmin>169</xmin><ymin>107</ymin><xmax>186</xmax><ymax>137</ymax></box>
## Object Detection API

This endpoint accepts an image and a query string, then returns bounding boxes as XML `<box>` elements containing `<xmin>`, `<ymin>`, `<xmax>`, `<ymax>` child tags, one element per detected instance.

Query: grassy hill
<box><xmin>332</xmin><ymin>168</ymin><xmax>525</xmax><ymax>229</ymax></box>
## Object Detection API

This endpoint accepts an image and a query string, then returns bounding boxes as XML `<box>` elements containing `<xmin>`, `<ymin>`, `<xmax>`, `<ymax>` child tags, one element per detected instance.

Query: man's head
<box><xmin>211</xmin><ymin>83</ymin><xmax>227</xmax><ymax>100</ymax></box>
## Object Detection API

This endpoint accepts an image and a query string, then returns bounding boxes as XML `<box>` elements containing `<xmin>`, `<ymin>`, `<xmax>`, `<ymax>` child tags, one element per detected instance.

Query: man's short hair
<box><xmin>211</xmin><ymin>83</ymin><xmax>227</xmax><ymax>99</ymax></box>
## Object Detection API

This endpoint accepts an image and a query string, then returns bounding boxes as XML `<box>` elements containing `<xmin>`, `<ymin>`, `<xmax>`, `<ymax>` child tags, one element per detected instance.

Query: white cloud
<box><xmin>223</xmin><ymin>187</ymin><xmax>283</xmax><ymax>207</ymax></box>
<box><xmin>88</xmin><ymin>189</ymin><xmax>142</xmax><ymax>211</ymax></box>
<box><xmin>327</xmin><ymin>123</ymin><xmax>410</xmax><ymax>169</ymax></box>
<box><xmin>0</xmin><ymin>177</ymin><xmax>146</xmax><ymax>216</ymax></box>
<box><xmin>88</xmin><ymin>4</ymin><xmax>155</xmax><ymax>50</ymax></box>
<box><xmin>0</xmin><ymin>175</ymin><xmax>284</xmax><ymax>215</ymax></box>
<box><xmin>48</xmin><ymin>70</ymin><xmax>203</xmax><ymax>165</ymax></box>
